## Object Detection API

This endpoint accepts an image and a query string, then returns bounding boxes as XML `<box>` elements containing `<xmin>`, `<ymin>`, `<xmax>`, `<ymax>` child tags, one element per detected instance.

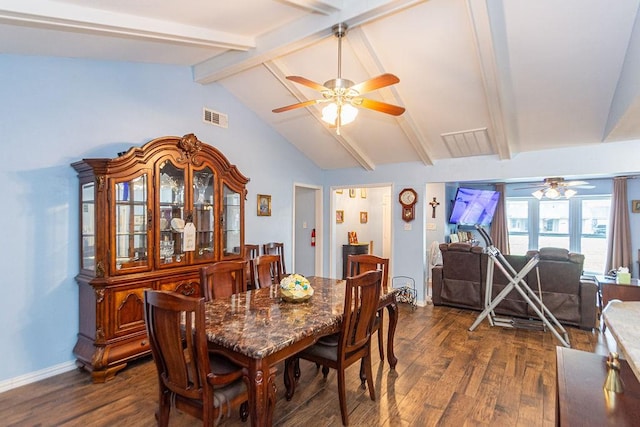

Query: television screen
<box><xmin>449</xmin><ymin>187</ymin><xmax>500</xmax><ymax>226</ymax></box>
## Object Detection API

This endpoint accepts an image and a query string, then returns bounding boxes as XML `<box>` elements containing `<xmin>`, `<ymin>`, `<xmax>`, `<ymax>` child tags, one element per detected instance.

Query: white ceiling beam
<box><xmin>280</xmin><ymin>0</ymin><xmax>342</xmax><ymax>15</ymax></box>
<box><xmin>466</xmin><ymin>0</ymin><xmax>514</xmax><ymax>160</ymax></box>
<box><xmin>0</xmin><ymin>0</ymin><xmax>254</xmax><ymax>50</ymax></box>
<box><xmin>265</xmin><ymin>60</ymin><xmax>376</xmax><ymax>170</ymax></box>
<box><xmin>193</xmin><ymin>0</ymin><xmax>428</xmax><ymax>84</ymax></box>
<box><xmin>347</xmin><ymin>26</ymin><xmax>434</xmax><ymax>166</ymax></box>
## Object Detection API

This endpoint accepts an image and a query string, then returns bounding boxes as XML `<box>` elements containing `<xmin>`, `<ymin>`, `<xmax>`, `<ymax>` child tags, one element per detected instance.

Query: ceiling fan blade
<box><xmin>563</xmin><ymin>180</ymin><xmax>589</xmax><ymax>187</ymax></box>
<box><xmin>272</xmin><ymin>99</ymin><xmax>319</xmax><ymax>113</ymax></box>
<box><xmin>357</xmin><ymin>98</ymin><xmax>405</xmax><ymax>116</ymax></box>
<box><xmin>350</xmin><ymin>73</ymin><xmax>400</xmax><ymax>95</ymax></box>
<box><xmin>286</xmin><ymin>76</ymin><xmax>328</xmax><ymax>92</ymax></box>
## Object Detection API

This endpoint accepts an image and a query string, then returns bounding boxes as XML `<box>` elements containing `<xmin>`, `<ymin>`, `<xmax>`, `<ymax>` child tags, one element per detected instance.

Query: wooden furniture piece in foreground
<box><xmin>262</xmin><ymin>242</ymin><xmax>286</xmax><ymax>275</ymax></box>
<box><xmin>556</xmin><ymin>346</ymin><xmax>640</xmax><ymax>426</ymax></box>
<box><xmin>71</xmin><ymin>133</ymin><xmax>248</xmax><ymax>382</ymax></box>
<box><xmin>602</xmin><ymin>300</ymin><xmax>640</xmax><ymax>381</ymax></box>
<box><xmin>253</xmin><ymin>254</ymin><xmax>283</xmax><ymax>288</ymax></box>
<box><xmin>284</xmin><ymin>270</ymin><xmax>382</xmax><ymax>426</ymax></box>
<box><xmin>203</xmin><ymin>276</ymin><xmax>400</xmax><ymax>427</ymax></box>
<box><xmin>347</xmin><ymin>254</ymin><xmax>390</xmax><ymax>362</ymax></box>
<box><xmin>144</xmin><ymin>290</ymin><xmax>249</xmax><ymax>426</ymax></box>
<box><xmin>200</xmin><ymin>260</ymin><xmax>248</xmax><ymax>300</ymax></box>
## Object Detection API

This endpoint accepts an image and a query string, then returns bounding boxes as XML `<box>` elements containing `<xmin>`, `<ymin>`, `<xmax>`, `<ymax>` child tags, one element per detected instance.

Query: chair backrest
<box><xmin>262</xmin><ymin>242</ymin><xmax>286</xmax><ymax>275</ymax></box>
<box><xmin>200</xmin><ymin>260</ymin><xmax>247</xmax><ymax>300</ymax></box>
<box><xmin>347</xmin><ymin>254</ymin><xmax>389</xmax><ymax>291</ymax></box>
<box><xmin>340</xmin><ymin>270</ymin><xmax>383</xmax><ymax>355</ymax></box>
<box><xmin>244</xmin><ymin>244</ymin><xmax>260</xmax><ymax>289</ymax></box>
<box><xmin>144</xmin><ymin>290</ymin><xmax>210</xmax><ymax>403</ymax></box>
<box><xmin>254</xmin><ymin>254</ymin><xmax>283</xmax><ymax>288</ymax></box>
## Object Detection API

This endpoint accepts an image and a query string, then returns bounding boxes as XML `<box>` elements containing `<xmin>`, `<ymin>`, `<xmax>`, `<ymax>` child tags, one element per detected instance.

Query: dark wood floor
<box><xmin>0</xmin><ymin>303</ymin><xmax>613</xmax><ymax>426</ymax></box>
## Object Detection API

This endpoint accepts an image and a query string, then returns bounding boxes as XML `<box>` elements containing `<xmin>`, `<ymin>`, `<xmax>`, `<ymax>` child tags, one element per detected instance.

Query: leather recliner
<box><xmin>432</xmin><ymin>243</ymin><xmax>598</xmax><ymax>330</ymax></box>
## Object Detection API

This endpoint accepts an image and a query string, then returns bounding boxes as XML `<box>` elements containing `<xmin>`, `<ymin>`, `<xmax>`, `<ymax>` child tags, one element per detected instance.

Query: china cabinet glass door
<box><xmin>158</xmin><ymin>160</ymin><xmax>186</xmax><ymax>266</ymax></box>
<box><xmin>222</xmin><ymin>183</ymin><xmax>241</xmax><ymax>257</ymax></box>
<box><xmin>81</xmin><ymin>181</ymin><xmax>95</xmax><ymax>271</ymax></box>
<box><xmin>193</xmin><ymin>167</ymin><xmax>215</xmax><ymax>261</ymax></box>
<box><xmin>114</xmin><ymin>173</ymin><xmax>150</xmax><ymax>272</ymax></box>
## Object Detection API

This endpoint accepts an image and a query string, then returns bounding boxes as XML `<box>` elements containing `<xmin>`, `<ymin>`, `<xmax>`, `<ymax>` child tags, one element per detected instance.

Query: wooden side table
<box><xmin>596</xmin><ymin>275</ymin><xmax>640</xmax><ymax>309</ymax></box>
<box><xmin>556</xmin><ymin>347</ymin><xmax>640</xmax><ymax>426</ymax></box>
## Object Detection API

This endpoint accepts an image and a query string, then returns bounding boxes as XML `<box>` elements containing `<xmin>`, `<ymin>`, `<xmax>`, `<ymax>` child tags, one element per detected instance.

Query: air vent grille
<box><xmin>203</xmin><ymin>108</ymin><xmax>228</xmax><ymax>128</ymax></box>
<box><xmin>441</xmin><ymin>127</ymin><xmax>493</xmax><ymax>158</ymax></box>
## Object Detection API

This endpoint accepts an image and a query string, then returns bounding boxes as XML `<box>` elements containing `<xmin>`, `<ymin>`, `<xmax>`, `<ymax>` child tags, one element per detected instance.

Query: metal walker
<box><xmin>468</xmin><ymin>226</ymin><xmax>570</xmax><ymax>348</ymax></box>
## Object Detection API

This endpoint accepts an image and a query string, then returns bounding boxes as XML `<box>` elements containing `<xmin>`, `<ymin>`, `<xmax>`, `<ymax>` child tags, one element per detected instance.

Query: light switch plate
<box><xmin>426</xmin><ymin>223</ymin><xmax>436</xmax><ymax>230</ymax></box>
<box><xmin>404</xmin><ymin>223</ymin><xmax>412</xmax><ymax>231</ymax></box>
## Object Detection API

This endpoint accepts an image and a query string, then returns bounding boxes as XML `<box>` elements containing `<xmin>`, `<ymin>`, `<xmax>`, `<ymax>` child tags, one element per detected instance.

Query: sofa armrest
<box><xmin>432</xmin><ymin>265</ymin><xmax>444</xmax><ymax>305</ymax></box>
<box><xmin>578</xmin><ymin>278</ymin><xmax>598</xmax><ymax>330</ymax></box>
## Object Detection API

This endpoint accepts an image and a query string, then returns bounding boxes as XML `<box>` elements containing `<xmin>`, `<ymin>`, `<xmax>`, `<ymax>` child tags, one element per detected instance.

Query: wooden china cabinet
<box><xmin>72</xmin><ymin>134</ymin><xmax>248</xmax><ymax>382</ymax></box>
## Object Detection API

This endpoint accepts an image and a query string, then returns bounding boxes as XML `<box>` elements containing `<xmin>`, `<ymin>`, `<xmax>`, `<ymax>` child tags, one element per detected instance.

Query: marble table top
<box><xmin>602</xmin><ymin>300</ymin><xmax>640</xmax><ymax>382</ymax></box>
<box><xmin>203</xmin><ymin>276</ymin><xmax>397</xmax><ymax>359</ymax></box>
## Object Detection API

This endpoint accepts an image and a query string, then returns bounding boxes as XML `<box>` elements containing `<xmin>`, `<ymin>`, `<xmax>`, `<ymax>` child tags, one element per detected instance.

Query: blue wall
<box><xmin>0</xmin><ymin>55</ymin><xmax>322</xmax><ymax>384</ymax></box>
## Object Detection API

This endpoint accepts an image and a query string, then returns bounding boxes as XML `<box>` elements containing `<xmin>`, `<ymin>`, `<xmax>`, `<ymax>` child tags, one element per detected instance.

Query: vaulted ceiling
<box><xmin>3</xmin><ymin>0</ymin><xmax>640</xmax><ymax>170</ymax></box>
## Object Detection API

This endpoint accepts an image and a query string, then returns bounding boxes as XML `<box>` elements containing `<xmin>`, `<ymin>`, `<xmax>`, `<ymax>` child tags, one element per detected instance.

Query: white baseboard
<box><xmin>0</xmin><ymin>360</ymin><xmax>77</xmax><ymax>394</ymax></box>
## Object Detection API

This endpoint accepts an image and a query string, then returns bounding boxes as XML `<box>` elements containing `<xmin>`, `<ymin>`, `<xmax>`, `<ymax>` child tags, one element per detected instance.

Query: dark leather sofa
<box><xmin>432</xmin><ymin>243</ymin><xmax>598</xmax><ymax>330</ymax></box>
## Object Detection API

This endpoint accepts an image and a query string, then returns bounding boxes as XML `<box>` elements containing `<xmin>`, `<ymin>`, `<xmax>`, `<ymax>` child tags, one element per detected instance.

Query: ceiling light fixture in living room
<box><xmin>518</xmin><ymin>177</ymin><xmax>595</xmax><ymax>200</ymax></box>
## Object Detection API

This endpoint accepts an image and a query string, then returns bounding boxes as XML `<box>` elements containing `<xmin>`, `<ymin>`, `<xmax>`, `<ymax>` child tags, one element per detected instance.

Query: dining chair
<box><xmin>143</xmin><ymin>290</ymin><xmax>249</xmax><ymax>426</ymax></box>
<box><xmin>262</xmin><ymin>242</ymin><xmax>286</xmax><ymax>276</ymax></box>
<box><xmin>244</xmin><ymin>244</ymin><xmax>260</xmax><ymax>290</ymax></box>
<box><xmin>254</xmin><ymin>254</ymin><xmax>283</xmax><ymax>288</ymax></box>
<box><xmin>200</xmin><ymin>260</ymin><xmax>248</xmax><ymax>301</ymax></box>
<box><xmin>284</xmin><ymin>270</ymin><xmax>382</xmax><ymax>426</ymax></box>
<box><xmin>347</xmin><ymin>254</ymin><xmax>389</xmax><ymax>362</ymax></box>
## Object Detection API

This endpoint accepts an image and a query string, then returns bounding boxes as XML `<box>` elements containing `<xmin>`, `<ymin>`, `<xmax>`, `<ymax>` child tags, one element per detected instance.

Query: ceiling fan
<box><xmin>516</xmin><ymin>177</ymin><xmax>595</xmax><ymax>199</ymax></box>
<box><xmin>272</xmin><ymin>23</ymin><xmax>405</xmax><ymax>134</ymax></box>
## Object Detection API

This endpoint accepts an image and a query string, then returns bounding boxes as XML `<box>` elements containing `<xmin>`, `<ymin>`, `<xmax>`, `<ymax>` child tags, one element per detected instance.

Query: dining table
<box><xmin>203</xmin><ymin>276</ymin><xmax>400</xmax><ymax>427</ymax></box>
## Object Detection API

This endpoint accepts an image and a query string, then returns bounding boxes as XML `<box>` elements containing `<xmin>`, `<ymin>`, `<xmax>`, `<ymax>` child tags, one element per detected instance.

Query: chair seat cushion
<box><xmin>303</xmin><ymin>341</ymin><xmax>339</xmax><ymax>362</ymax></box>
<box><xmin>209</xmin><ymin>353</ymin><xmax>244</xmax><ymax>381</ymax></box>
<box><xmin>317</xmin><ymin>333</ymin><xmax>339</xmax><ymax>347</ymax></box>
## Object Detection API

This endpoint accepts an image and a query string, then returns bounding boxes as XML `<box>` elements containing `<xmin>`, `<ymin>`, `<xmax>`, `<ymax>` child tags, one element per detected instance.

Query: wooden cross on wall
<box><xmin>429</xmin><ymin>197</ymin><xmax>440</xmax><ymax>218</ymax></box>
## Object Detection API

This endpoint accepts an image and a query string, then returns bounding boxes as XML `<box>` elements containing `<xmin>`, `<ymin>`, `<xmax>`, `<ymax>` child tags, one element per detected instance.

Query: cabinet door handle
<box><xmin>141</xmin><ymin>340</ymin><xmax>147</xmax><ymax>346</ymax></box>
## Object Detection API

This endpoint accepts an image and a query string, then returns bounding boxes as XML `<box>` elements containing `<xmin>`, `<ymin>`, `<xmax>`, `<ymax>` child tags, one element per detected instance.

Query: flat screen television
<box><xmin>449</xmin><ymin>187</ymin><xmax>500</xmax><ymax>226</ymax></box>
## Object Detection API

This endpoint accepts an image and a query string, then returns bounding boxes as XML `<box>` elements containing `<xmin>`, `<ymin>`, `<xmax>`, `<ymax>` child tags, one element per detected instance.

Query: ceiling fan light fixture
<box><xmin>322</xmin><ymin>102</ymin><xmax>358</xmax><ymax>125</ymax></box>
<box><xmin>532</xmin><ymin>189</ymin><xmax>544</xmax><ymax>200</ymax></box>
<box><xmin>564</xmin><ymin>188</ymin><xmax>577</xmax><ymax>199</ymax></box>
<box><xmin>545</xmin><ymin>188</ymin><xmax>560</xmax><ymax>199</ymax></box>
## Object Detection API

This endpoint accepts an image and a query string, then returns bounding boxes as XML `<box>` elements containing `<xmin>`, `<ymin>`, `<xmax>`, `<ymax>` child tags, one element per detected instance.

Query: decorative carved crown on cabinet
<box><xmin>72</xmin><ymin>134</ymin><xmax>249</xmax><ymax>382</ymax></box>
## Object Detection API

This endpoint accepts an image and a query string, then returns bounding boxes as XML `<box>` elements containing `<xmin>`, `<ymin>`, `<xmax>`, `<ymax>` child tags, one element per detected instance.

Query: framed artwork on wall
<box><xmin>349</xmin><ymin>188</ymin><xmax>356</xmax><ymax>198</ymax></box>
<box><xmin>348</xmin><ymin>231</ymin><xmax>358</xmax><ymax>244</ymax></box>
<box><xmin>360</xmin><ymin>211</ymin><xmax>368</xmax><ymax>224</ymax></box>
<box><xmin>336</xmin><ymin>210</ymin><xmax>344</xmax><ymax>223</ymax></box>
<box><xmin>361</xmin><ymin>188</ymin><xmax>367</xmax><ymax>198</ymax></box>
<box><xmin>633</xmin><ymin>200</ymin><xmax>640</xmax><ymax>213</ymax></box>
<box><xmin>336</xmin><ymin>189</ymin><xmax>343</xmax><ymax>194</ymax></box>
<box><xmin>257</xmin><ymin>194</ymin><xmax>271</xmax><ymax>216</ymax></box>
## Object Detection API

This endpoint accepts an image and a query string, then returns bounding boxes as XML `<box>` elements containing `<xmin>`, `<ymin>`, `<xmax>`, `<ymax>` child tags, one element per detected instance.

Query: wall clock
<box><xmin>398</xmin><ymin>188</ymin><xmax>417</xmax><ymax>222</ymax></box>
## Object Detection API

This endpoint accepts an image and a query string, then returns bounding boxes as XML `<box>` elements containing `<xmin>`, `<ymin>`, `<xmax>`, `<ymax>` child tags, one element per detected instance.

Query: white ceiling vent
<box><xmin>203</xmin><ymin>108</ymin><xmax>228</xmax><ymax>128</ymax></box>
<box><xmin>441</xmin><ymin>127</ymin><xmax>493</xmax><ymax>158</ymax></box>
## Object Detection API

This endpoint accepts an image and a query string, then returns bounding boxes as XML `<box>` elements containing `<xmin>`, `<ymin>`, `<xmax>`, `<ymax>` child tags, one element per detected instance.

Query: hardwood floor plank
<box><xmin>0</xmin><ymin>304</ymin><xmax>604</xmax><ymax>427</ymax></box>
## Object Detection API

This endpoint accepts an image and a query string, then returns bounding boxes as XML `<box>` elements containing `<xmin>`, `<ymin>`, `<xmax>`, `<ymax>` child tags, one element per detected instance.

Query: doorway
<box><xmin>293</xmin><ymin>184</ymin><xmax>322</xmax><ymax>276</ymax></box>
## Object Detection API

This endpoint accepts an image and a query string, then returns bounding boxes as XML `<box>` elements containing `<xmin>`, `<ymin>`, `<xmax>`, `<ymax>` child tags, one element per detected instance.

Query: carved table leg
<box><xmin>247</xmin><ymin>360</ymin><xmax>277</xmax><ymax>426</ymax></box>
<box><xmin>386</xmin><ymin>299</ymin><xmax>399</xmax><ymax>369</ymax></box>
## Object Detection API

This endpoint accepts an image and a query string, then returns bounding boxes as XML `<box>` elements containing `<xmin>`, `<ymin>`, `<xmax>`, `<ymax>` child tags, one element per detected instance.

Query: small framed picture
<box><xmin>348</xmin><ymin>231</ymin><xmax>358</xmax><ymax>244</ymax></box>
<box><xmin>336</xmin><ymin>210</ymin><xmax>344</xmax><ymax>223</ymax></box>
<box><xmin>633</xmin><ymin>200</ymin><xmax>640</xmax><ymax>213</ymax></box>
<box><xmin>336</xmin><ymin>189</ymin><xmax>343</xmax><ymax>194</ymax></box>
<box><xmin>349</xmin><ymin>188</ymin><xmax>356</xmax><ymax>198</ymax></box>
<box><xmin>361</xmin><ymin>188</ymin><xmax>367</xmax><ymax>198</ymax></box>
<box><xmin>360</xmin><ymin>211</ymin><xmax>368</xmax><ymax>224</ymax></box>
<box><xmin>257</xmin><ymin>194</ymin><xmax>271</xmax><ymax>216</ymax></box>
